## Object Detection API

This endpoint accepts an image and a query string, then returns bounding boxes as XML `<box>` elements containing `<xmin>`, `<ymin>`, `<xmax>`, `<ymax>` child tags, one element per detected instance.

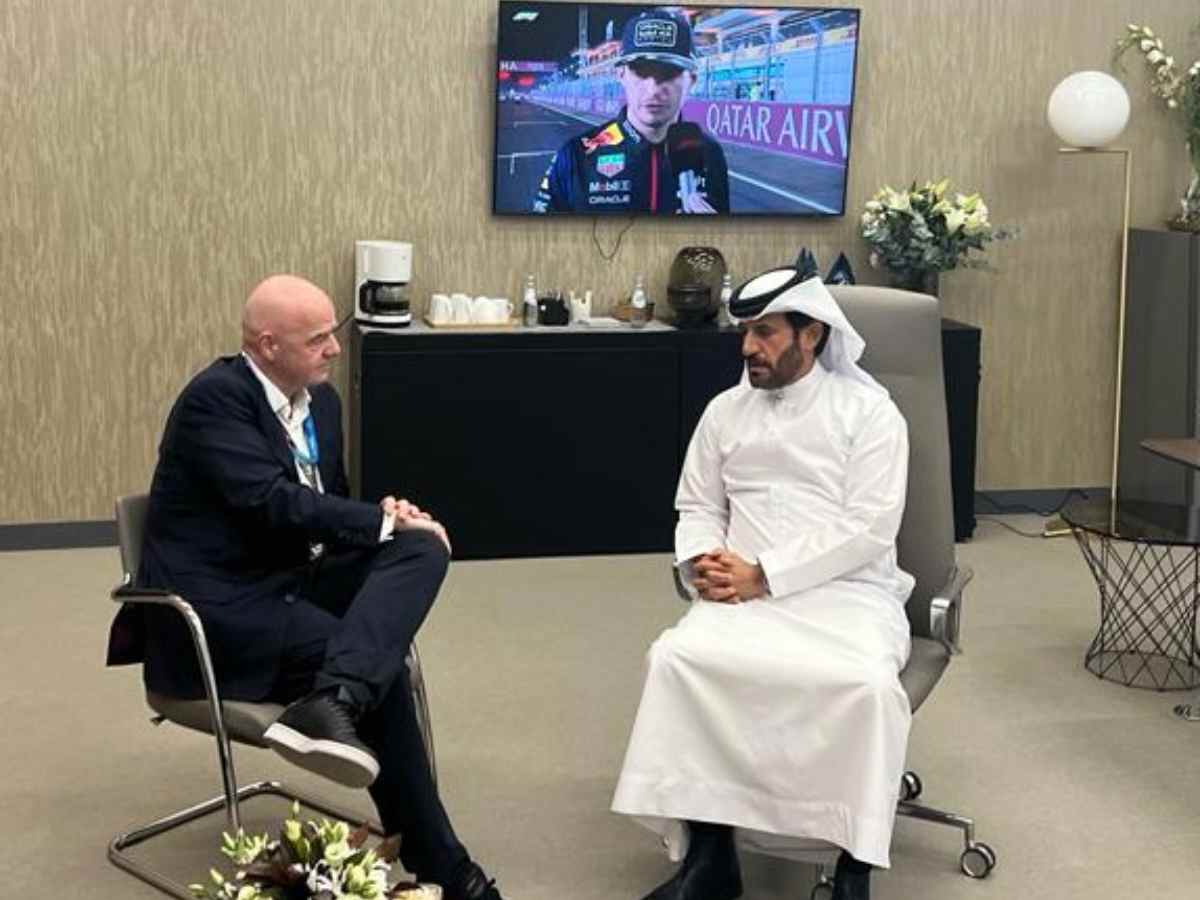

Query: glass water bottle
<box><xmin>630</xmin><ymin>274</ymin><xmax>648</xmax><ymax>329</ymax></box>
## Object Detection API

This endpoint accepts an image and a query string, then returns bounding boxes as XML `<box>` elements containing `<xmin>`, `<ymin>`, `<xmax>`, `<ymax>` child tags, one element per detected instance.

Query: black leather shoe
<box><xmin>832</xmin><ymin>851</ymin><xmax>871</xmax><ymax>900</ymax></box>
<box><xmin>639</xmin><ymin>822</ymin><xmax>742</xmax><ymax>900</ymax></box>
<box><xmin>263</xmin><ymin>690</ymin><xmax>379</xmax><ymax>788</ymax></box>
<box><xmin>443</xmin><ymin>860</ymin><xmax>504</xmax><ymax>900</ymax></box>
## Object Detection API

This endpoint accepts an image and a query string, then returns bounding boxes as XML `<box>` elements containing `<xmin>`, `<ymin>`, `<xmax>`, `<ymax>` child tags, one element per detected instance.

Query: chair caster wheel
<box><xmin>809</xmin><ymin>878</ymin><xmax>834</xmax><ymax>900</ymax></box>
<box><xmin>960</xmin><ymin>842</ymin><xmax>996</xmax><ymax>878</ymax></box>
<box><xmin>900</xmin><ymin>770</ymin><xmax>923</xmax><ymax>801</ymax></box>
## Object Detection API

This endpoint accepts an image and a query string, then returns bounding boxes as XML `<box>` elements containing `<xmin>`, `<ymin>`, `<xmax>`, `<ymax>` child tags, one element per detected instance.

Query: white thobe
<box><xmin>611</xmin><ymin>361</ymin><xmax>915</xmax><ymax>868</ymax></box>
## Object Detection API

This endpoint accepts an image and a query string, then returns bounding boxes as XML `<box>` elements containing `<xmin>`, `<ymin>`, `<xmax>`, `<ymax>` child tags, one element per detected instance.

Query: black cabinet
<box><xmin>351</xmin><ymin>319</ymin><xmax>980</xmax><ymax>558</ymax></box>
<box><xmin>677</xmin><ymin>327</ymin><xmax>745</xmax><ymax>466</ymax></box>
<box><xmin>351</xmin><ymin>327</ymin><xmax>687</xmax><ymax>559</ymax></box>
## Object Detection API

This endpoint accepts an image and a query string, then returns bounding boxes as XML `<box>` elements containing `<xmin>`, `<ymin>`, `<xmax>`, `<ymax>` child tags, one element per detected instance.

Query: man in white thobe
<box><xmin>612</xmin><ymin>270</ymin><xmax>914</xmax><ymax>900</ymax></box>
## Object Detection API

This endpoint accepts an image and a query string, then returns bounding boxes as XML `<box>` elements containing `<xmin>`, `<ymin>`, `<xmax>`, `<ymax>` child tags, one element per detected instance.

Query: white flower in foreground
<box><xmin>325</xmin><ymin>840</ymin><xmax>354</xmax><ymax>866</ymax></box>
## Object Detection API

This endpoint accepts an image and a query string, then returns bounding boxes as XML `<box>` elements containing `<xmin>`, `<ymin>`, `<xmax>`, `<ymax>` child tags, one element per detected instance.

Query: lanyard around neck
<box><xmin>290</xmin><ymin>414</ymin><xmax>320</xmax><ymax>467</ymax></box>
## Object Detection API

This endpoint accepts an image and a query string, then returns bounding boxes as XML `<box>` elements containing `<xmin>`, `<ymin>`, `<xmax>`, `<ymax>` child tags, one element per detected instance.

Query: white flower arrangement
<box><xmin>189</xmin><ymin>802</ymin><xmax>439</xmax><ymax>900</ymax></box>
<box><xmin>1114</xmin><ymin>22</ymin><xmax>1200</xmax><ymax>229</ymax></box>
<box><xmin>859</xmin><ymin>179</ymin><xmax>1012</xmax><ymax>289</ymax></box>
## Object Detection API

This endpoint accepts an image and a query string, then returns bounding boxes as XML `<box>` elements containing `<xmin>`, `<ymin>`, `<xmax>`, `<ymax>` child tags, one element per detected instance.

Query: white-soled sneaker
<box><xmin>263</xmin><ymin>691</ymin><xmax>379</xmax><ymax>788</ymax></box>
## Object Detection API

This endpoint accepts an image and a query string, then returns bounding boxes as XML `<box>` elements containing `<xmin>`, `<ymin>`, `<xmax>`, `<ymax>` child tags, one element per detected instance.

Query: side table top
<box><xmin>1063</xmin><ymin>497</ymin><xmax>1200</xmax><ymax>545</ymax></box>
<box><xmin>1141</xmin><ymin>437</ymin><xmax>1200</xmax><ymax>470</ymax></box>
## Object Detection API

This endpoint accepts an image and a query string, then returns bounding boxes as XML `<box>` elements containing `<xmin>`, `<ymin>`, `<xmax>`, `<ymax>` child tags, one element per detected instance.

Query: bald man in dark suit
<box><xmin>107</xmin><ymin>275</ymin><xmax>503</xmax><ymax>900</ymax></box>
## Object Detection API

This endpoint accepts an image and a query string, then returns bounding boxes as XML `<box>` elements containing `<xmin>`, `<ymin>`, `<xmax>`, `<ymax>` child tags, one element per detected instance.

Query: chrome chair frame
<box><xmin>107</xmin><ymin>493</ymin><xmax>436</xmax><ymax>899</ymax></box>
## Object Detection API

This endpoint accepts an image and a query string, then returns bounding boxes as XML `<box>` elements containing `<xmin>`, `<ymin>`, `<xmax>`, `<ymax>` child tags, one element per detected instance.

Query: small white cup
<box><xmin>450</xmin><ymin>293</ymin><xmax>472</xmax><ymax>324</ymax></box>
<box><xmin>470</xmin><ymin>295</ymin><xmax>493</xmax><ymax>323</ymax></box>
<box><xmin>428</xmin><ymin>294</ymin><xmax>452</xmax><ymax>324</ymax></box>
<box><xmin>488</xmin><ymin>297</ymin><xmax>514</xmax><ymax>323</ymax></box>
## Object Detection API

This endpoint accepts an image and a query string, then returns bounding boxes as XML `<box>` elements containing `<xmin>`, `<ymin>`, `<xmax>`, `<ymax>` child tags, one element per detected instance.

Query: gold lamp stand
<box><xmin>1043</xmin><ymin>146</ymin><xmax>1132</xmax><ymax>538</ymax></box>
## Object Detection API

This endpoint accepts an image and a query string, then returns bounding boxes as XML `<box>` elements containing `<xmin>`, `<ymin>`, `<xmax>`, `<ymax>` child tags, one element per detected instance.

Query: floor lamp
<box><xmin>1043</xmin><ymin>71</ymin><xmax>1132</xmax><ymax>538</ymax></box>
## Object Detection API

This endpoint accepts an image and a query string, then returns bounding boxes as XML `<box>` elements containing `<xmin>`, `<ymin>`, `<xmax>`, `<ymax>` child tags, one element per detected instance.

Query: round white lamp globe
<box><xmin>1047</xmin><ymin>71</ymin><xmax>1131</xmax><ymax>148</ymax></box>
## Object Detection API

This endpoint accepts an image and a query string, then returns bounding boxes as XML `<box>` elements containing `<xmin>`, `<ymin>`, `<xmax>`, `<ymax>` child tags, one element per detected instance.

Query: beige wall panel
<box><xmin>2</xmin><ymin>0</ymin><xmax>1197</xmax><ymax>523</ymax></box>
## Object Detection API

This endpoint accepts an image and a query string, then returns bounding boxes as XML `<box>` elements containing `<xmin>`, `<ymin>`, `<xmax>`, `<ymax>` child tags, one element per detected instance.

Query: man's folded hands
<box><xmin>380</xmin><ymin>495</ymin><xmax>452</xmax><ymax>554</ymax></box>
<box><xmin>692</xmin><ymin>549</ymin><xmax>769</xmax><ymax>603</ymax></box>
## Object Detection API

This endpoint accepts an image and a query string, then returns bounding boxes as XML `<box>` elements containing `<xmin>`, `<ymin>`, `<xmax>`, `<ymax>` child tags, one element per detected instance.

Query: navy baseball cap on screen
<box><xmin>617</xmin><ymin>9</ymin><xmax>696</xmax><ymax>72</ymax></box>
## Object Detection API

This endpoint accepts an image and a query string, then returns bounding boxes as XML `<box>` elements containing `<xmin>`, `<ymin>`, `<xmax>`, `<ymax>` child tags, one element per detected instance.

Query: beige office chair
<box><xmin>108</xmin><ymin>492</ymin><xmax>436</xmax><ymax>899</ymax></box>
<box><xmin>675</xmin><ymin>286</ymin><xmax>995</xmax><ymax>896</ymax></box>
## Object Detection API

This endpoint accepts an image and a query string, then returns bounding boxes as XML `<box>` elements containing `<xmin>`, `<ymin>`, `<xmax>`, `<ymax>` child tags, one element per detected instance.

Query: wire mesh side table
<box><xmin>1063</xmin><ymin>499</ymin><xmax>1200</xmax><ymax>691</ymax></box>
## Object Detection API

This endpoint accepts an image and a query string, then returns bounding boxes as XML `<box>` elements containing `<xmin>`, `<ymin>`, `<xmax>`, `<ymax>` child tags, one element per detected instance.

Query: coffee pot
<box><xmin>355</xmin><ymin>240</ymin><xmax>413</xmax><ymax>327</ymax></box>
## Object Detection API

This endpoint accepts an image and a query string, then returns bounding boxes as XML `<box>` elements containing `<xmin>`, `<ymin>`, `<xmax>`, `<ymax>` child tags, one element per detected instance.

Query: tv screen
<box><xmin>493</xmin><ymin>2</ymin><xmax>861</xmax><ymax>217</ymax></box>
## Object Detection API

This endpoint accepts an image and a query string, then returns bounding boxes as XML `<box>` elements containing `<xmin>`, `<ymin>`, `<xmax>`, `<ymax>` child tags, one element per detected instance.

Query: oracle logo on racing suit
<box><xmin>532</xmin><ymin>111</ymin><xmax>729</xmax><ymax>214</ymax></box>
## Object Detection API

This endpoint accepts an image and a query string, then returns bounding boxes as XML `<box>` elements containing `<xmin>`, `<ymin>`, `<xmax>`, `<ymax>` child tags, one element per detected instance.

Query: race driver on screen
<box><xmin>533</xmin><ymin>8</ymin><xmax>730</xmax><ymax>215</ymax></box>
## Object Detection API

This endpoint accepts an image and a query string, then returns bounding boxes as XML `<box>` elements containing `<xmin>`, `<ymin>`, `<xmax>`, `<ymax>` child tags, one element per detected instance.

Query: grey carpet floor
<box><xmin>3</xmin><ymin>515</ymin><xmax>1199</xmax><ymax>899</ymax></box>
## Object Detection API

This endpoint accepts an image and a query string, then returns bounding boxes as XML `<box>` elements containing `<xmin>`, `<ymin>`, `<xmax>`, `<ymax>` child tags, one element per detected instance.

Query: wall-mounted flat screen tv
<box><xmin>493</xmin><ymin>2</ymin><xmax>861</xmax><ymax>217</ymax></box>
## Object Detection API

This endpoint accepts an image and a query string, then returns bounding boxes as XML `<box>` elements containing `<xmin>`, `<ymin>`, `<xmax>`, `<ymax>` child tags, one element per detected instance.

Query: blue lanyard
<box><xmin>291</xmin><ymin>414</ymin><xmax>320</xmax><ymax>467</ymax></box>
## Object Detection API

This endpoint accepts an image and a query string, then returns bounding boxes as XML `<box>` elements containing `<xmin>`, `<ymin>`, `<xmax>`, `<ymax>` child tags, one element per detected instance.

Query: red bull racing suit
<box><xmin>533</xmin><ymin>111</ymin><xmax>730</xmax><ymax>214</ymax></box>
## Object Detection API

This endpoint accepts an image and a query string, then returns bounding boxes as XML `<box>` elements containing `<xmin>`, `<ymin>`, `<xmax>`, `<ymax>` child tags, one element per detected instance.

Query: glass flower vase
<box><xmin>1168</xmin><ymin>131</ymin><xmax>1200</xmax><ymax>233</ymax></box>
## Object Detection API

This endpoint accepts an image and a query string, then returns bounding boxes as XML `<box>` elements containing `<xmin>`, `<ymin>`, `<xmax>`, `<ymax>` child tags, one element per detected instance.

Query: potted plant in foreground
<box><xmin>189</xmin><ymin>803</ymin><xmax>440</xmax><ymax>900</ymax></box>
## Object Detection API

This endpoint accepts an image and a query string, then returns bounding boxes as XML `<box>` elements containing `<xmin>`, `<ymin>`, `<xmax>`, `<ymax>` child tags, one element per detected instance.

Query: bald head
<box><xmin>242</xmin><ymin>275</ymin><xmax>340</xmax><ymax>397</ymax></box>
<box><xmin>242</xmin><ymin>275</ymin><xmax>333</xmax><ymax>344</ymax></box>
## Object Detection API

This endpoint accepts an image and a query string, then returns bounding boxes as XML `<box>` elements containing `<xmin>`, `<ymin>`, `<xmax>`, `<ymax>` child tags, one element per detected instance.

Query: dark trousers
<box><xmin>268</xmin><ymin>528</ymin><xmax>465</xmax><ymax>883</ymax></box>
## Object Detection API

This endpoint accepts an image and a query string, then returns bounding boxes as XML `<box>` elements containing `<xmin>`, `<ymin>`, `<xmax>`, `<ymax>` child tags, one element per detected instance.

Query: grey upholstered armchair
<box><xmin>675</xmin><ymin>285</ymin><xmax>995</xmax><ymax>895</ymax></box>
<box><xmin>107</xmin><ymin>492</ymin><xmax>436</xmax><ymax>899</ymax></box>
<box><xmin>826</xmin><ymin>285</ymin><xmax>995</xmax><ymax>886</ymax></box>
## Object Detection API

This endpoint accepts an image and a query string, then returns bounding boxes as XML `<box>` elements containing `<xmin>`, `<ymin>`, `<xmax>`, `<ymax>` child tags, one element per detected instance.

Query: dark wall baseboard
<box><xmin>0</xmin><ymin>519</ymin><xmax>117</xmax><ymax>552</ymax></box>
<box><xmin>975</xmin><ymin>487</ymin><xmax>1106</xmax><ymax>517</ymax></box>
<box><xmin>2</xmin><ymin>487</ymin><xmax>1107</xmax><ymax>552</ymax></box>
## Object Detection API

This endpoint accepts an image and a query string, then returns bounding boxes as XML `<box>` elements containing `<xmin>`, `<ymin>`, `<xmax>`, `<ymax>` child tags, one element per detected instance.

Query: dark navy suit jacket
<box><xmin>106</xmin><ymin>355</ymin><xmax>383</xmax><ymax>700</ymax></box>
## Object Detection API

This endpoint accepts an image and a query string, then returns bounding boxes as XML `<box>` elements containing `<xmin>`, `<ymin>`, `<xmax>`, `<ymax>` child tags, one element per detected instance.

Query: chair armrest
<box><xmin>113</xmin><ymin>583</ymin><xmax>182</xmax><ymax>602</ymax></box>
<box><xmin>109</xmin><ymin>582</ymin><xmax>231</xmax><ymax>747</ymax></box>
<box><xmin>112</xmin><ymin>582</ymin><xmax>201</xmax><ymax>621</ymax></box>
<box><xmin>929</xmin><ymin>565</ymin><xmax>973</xmax><ymax>656</ymax></box>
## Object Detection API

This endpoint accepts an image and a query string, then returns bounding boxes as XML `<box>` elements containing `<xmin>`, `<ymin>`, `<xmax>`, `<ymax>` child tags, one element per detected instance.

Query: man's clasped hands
<box><xmin>380</xmin><ymin>496</ymin><xmax>451</xmax><ymax>554</ymax></box>
<box><xmin>690</xmin><ymin>549</ymin><xmax>770</xmax><ymax>603</ymax></box>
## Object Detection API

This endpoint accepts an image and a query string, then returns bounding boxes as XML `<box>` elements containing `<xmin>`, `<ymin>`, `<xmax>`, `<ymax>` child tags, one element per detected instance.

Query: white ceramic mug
<box><xmin>450</xmin><ymin>293</ymin><xmax>472</xmax><ymax>324</ymax></box>
<box><xmin>470</xmin><ymin>295</ymin><xmax>493</xmax><ymax>323</ymax></box>
<box><xmin>428</xmin><ymin>293</ymin><xmax>452</xmax><ymax>324</ymax></box>
<box><xmin>487</xmin><ymin>297</ymin><xmax>514</xmax><ymax>323</ymax></box>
